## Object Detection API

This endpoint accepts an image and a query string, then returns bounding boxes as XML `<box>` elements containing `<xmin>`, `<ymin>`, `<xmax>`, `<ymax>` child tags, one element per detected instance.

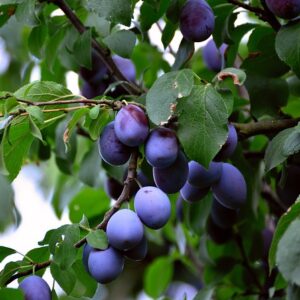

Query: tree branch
<box><xmin>227</xmin><ymin>0</ymin><xmax>281</xmax><ymax>31</ymax></box>
<box><xmin>74</xmin><ymin>149</ymin><xmax>139</xmax><ymax>248</ymax></box>
<box><xmin>233</xmin><ymin>118</ymin><xmax>300</xmax><ymax>139</ymax></box>
<box><xmin>45</xmin><ymin>0</ymin><xmax>143</xmax><ymax>96</ymax></box>
<box><xmin>4</xmin><ymin>260</ymin><xmax>52</xmax><ymax>285</ymax></box>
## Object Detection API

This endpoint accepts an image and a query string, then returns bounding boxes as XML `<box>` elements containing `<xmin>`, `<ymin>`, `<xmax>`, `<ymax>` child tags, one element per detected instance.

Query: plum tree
<box><xmin>180</xmin><ymin>181</ymin><xmax>210</xmax><ymax>203</ymax></box>
<box><xmin>265</xmin><ymin>0</ymin><xmax>300</xmax><ymax>19</ymax></box>
<box><xmin>114</xmin><ymin>104</ymin><xmax>149</xmax><ymax>147</ymax></box>
<box><xmin>145</xmin><ymin>127</ymin><xmax>179</xmax><ymax>168</ymax></box>
<box><xmin>123</xmin><ymin>235</ymin><xmax>148</xmax><ymax>261</ymax></box>
<box><xmin>19</xmin><ymin>275</ymin><xmax>51</xmax><ymax>300</ymax></box>
<box><xmin>202</xmin><ymin>39</ymin><xmax>227</xmax><ymax>72</ymax></box>
<box><xmin>88</xmin><ymin>247</ymin><xmax>124</xmax><ymax>283</ymax></box>
<box><xmin>98</xmin><ymin>121</ymin><xmax>132</xmax><ymax>166</ymax></box>
<box><xmin>106</xmin><ymin>209</ymin><xmax>144</xmax><ymax>250</ymax></box>
<box><xmin>214</xmin><ymin>124</ymin><xmax>238</xmax><ymax>161</ymax></box>
<box><xmin>179</xmin><ymin>0</ymin><xmax>215</xmax><ymax>42</ymax></box>
<box><xmin>188</xmin><ymin>161</ymin><xmax>222</xmax><ymax>188</ymax></box>
<box><xmin>153</xmin><ymin>151</ymin><xmax>189</xmax><ymax>193</ymax></box>
<box><xmin>212</xmin><ymin>163</ymin><xmax>247</xmax><ymax>209</ymax></box>
<box><xmin>104</xmin><ymin>177</ymin><xmax>123</xmax><ymax>200</ymax></box>
<box><xmin>210</xmin><ymin>197</ymin><xmax>238</xmax><ymax>229</ymax></box>
<box><xmin>134</xmin><ymin>186</ymin><xmax>171</xmax><ymax>229</ymax></box>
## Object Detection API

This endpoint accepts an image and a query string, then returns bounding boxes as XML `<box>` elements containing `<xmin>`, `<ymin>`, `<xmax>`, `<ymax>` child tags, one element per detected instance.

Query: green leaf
<box><xmin>0</xmin><ymin>0</ymin><xmax>24</xmax><ymax>4</ymax></box>
<box><xmin>28</xmin><ymin>25</ymin><xmax>48</xmax><ymax>58</ymax></box>
<box><xmin>276</xmin><ymin>218</ymin><xmax>300</xmax><ymax>285</ymax></box>
<box><xmin>0</xmin><ymin>174</ymin><xmax>18</xmax><ymax>231</ymax></box>
<box><xmin>214</xmin><ymin>68</ymin><xmax>246</xmax><ymax>86</ymax></box>
<box><xmin>269</xmin><ymin>201</ymin><xmax>300</xmax><ymax>269</ymax></box>
<box><xmin>287</xmin><ymin>284</ymin><xmax>300</xmax><ymax>300</ymax></box>
<box><xmin>15</xmin><ymin>0</ymin><xmax>37</xmax><ymax>26</ymax></box>
<box><xmin>52</xmin><ymin>224</ymin><xmax>80</xmax><ymax>270</ymax></box>
<box><xmin>177</xmin><ymin>84</ymin><xmax>228</xmax><ymax>167</ymax></box>
<box><xmin>276</xmin><ymin>20</ymin><xmax>300</xmax><ymax>78</ymax></box>
<box><xmin>194</xmin><ymin>287</ymin><xmax>215</xmax><ymax>300</ymax></box>
<box><xmin>86</xmin><ymin>230</ymin><xmax>108</xmax><ymax>249</ymax></box>
<box><xmin>0</xmin><ymin>261</ymin><xmax>23</xmax><ymax>287</ymax></box>
<box><xmin>171</xmin><ymin>38</ymin><xmax>194</xmax><ymax>71</ymax></box>
<box><xmin>26</xmin><ymin>106</ymin><xmax>44</xmax><ymax>123</ymax></box>
<box><xmin>74</xmin><ymin>30</ymin><xmax>92</xmax><ymax>69</ymax></box>
<box><xmin>144</xmin><ymin>256</ymin><xmax>173</xmax><ymax>298</ymax></box>
<box><xmin>161</xmin><ymin>20</ymin><xmax>177</xmax><ymax>48</ymax></box>
<box><xmin>103</xmin><ymin>30</ymin><xmax>136</xmax><ymax>58</ymax></box>
<box><xmin>146</xmin><ymin>69</ymin><xmax>194</xmax><ymax>125</ymax></box>
<box><xmin>0</xmin><ymin>246</ymin><xmax>16</xmax><ymax>263</ymax></box>
<box><xmin>246</xmin><ymin>74</ymin><xmax>289</xmax><ymax>118</ymax></box>
<box><xmin>89</xmin><ymin>105</ymin><xmax>100</xmax><ymax>120</ymax></box>
<box><xmin>0</xmin><ymin>288</ymin><xmax>24</xmax><ymax>300</ymax></box>
<box><xmin>86</xmin><ymin>108</ymin><xmax>111</xmax><ymax>140</ymax></box>
<box><xmin>14</xmin><ymin>81</ymin><xmax>72</xmax><ymax>102</ymax></box>
<box><xmin>68</xmin><ymin>187</ymin><xmax>110</xmax><ymax>223</ymax></box>
<box><xmin>264</xmin><ymin>126</ymin><xmax>299</xmax><ymax>172</ymax></box>
<box><xmin>28</xmin><ymin>116</ymin><xmax>44</xmax><ymax>142</ymax></box>
<box><xmin>84</xmin><ymin>0</ymin><xmax>132</xmax><ymax>26</ymax></box>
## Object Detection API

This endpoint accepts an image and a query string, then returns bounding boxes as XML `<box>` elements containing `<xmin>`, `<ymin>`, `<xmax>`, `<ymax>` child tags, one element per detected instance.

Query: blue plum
<box><xmin>82</xmin><ymin>243</ymin><xmax>93</xmax><ymax>273</ymax></box>
<box><xmin>180</xmin><ymin>181</ymin><xmax>210</xmax><ymax>203</ymax></box>
<box><xmin>211</xmin><ymin>197</ymin><xmax>238</xmax><ymax>229</ymax></box>
<box><xmin>180</xmin><ymin>0</ymin><xmax>215</xmax><ymax>42</ymax></box>
<box><xmin>114</xmin><ymin>104</ymin><xmax>149</xmax><ymax>147</ymax></box>
<box><xmin>188</xmin><ymin>161</ymin><xmax>222</xmax><ymax>188</ymax></box>
<box><xmin>145</xmin><ymin>127</ymin><xmax>179</xmax><ymax>168</ymax></box>
<box><xmin>202</xmin><ymin>39</ymin><xmax>227</xmax><ymax>72</ymax></box>
<box><xmin>19</xmin><ymin>275</ymin><xmax>51</xmax><ymax>300</ymax></box>
<box><xmin>123</xmin><ymin>235</ymin><xmax>148</xmax><ymax>261</ymax></box>
<box><xmin>98</xmin><ymin>121</ymin><xmax>132</xmax><ymax>166</ymax></box>
<box><xmin>134</xmin><ymin>186</ymin><xmax>171</xmax><ymax>229</ymax></box>
<box><xmin>153</xmin><ymin>151</ymin><xmax>189</xmax><ymax>194</ymax></box>
<box><xmin>206</xmin><ymin>215</ymin><xmax>233</xmax><ymax>244</ymax></box>
<box><xmin>167</xmin><ymin>282</ymin><xmax>198</xmax><ymax>300</ymax></box>
<box><xmin>212</xmin><ymin>163</ymin><xmax>247</xmax><ymax>209</ymax></box>
<box><xmin>88</xmin><ymin>247</ymin><xmax>124</xmax><ymax>283</ymax></box>
<box><xmin>113</xmin><ymin>55</ymin><xmax>136</xmax><ymax>82</ymax></box>
<box><xmin>104</xmin><ymin>177</ymin><xmax>123</xmax><ymax>200</ymax></box>
<box><xmin>106</xmin><ymin>209</ymin><xmax>144</xmax><ymax>250</ymax></box>
<box><xmin>266</xmin><ymin>0</ymin><xmax>300</xmax><ymax>19</ymax></box>
<box><xmin>214</xmin><ymin>124</ymin><xmax>238</xmax><ymax>161</ymax></box>
<box><xmin>80</xmin><ymin>51</ymin><xmax>108</xmax><ymax>85</ymax></box>
<box><xmin>81</xmin><ymin>81</ymin><xmax>107</xmax><ymax>98</ymax></box>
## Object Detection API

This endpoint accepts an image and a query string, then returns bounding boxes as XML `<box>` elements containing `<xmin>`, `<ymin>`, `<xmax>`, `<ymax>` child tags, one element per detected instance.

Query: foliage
<box><xmin>0</xmin><ymin>0</ymin><xmax>300</xmax><ymax>299</ymax></box>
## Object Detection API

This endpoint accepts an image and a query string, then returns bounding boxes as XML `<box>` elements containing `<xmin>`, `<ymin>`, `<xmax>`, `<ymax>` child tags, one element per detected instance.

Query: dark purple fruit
<box><xmin>81</xmin><ymin>81</ymin><xmax>107</xmax><ymax>98</ymax></box>
<box><xmin>123</xmin><ymin>235</ymin><xmax>148</xmax><ymax>261</ymax></box>
<box><xmin>82</xmin><ymin>243</ymin><xmax>93</xmax><ymax>273</ymax></box>
<box><xmin>202</xmin><ymin>39</ymin><xmax>227</xmax><ymax>72</ymax></box>
<box><xmin>180</xmin><ymin>181</ymin><xmax>210</xmax><ymax>203</ymax></box>
<box><xmin>206</xmin><ymin>215</ymin><xmax>233</xmax><ymax>244</ymax></box>
<box><xmin>104</xmin><ymin>177</ymin><xmax>123</xmax><ymax>200</ymax></box>
<box><xmin>19</xmin><ymin>275</ymin><xmax>51</xmax><ymax>300</ymax></box>
<box><xmin>179</xmin><ymin>0</ymin><xmax>215</xmax><ymax>42</ymax></box>
<box><xmin>266</xmin><ymin>0</ymin><xmax>300</xmax><ymax>19</ymax></box>
<box><xmin>113</xmin><ymin>55</ymin><xmax>136</xmax><ymax>82</ymax></box>
<box><xmin>98</xmin><ymin>121</ymin><xmax>132</xmax><ymax>166</ymax></box>
<box><xmin>114</xmin><ymin>104</ymin><xmax>149</xmax><ymax>147</ymax></box>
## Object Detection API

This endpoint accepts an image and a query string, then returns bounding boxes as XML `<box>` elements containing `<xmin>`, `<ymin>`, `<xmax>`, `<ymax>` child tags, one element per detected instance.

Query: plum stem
<box><xmin>74</xmin><ymin>149</ymin><xmax>139</xmax><ymax>248</ymax></box>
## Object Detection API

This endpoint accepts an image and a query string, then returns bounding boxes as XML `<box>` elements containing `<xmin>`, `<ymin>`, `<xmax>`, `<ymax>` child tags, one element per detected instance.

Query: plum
<box><xmin>206</xmin><ymin>215</ymin><xmax>233</xmax><ymax>244</ymax></box>
<box><xmin>106</xmin><ymin>209</ymin><xmax>144</xmax><ymax>250</ymax></box>
<box><xmin>202</xmin><ymin>39</ymin><xmax>227</xmax><ymax>72</ymax></box>
<box><xmin>211</xmin><ymin>197</ymin><xmax>238</xmax><ymax>229</ymax></box>
<box><xmin>19</xmin><ymin>275</ymin><xmax>51</xmax><ymax>300</ymax></box>
<box><xmin>180</xmin><ymin>181</ymin><xmax>210</xmax><ymax>203</ymax></box>
<box><xmin>104</xmin><ymin>177</ymin><xmax>123</xmax><ymax>200</ymax></box>
<box><xmin>112</xmin><ymin>55</ymin><xmax>136</xmax><ymax>82</ymax></box>
<box><xmin>212</xmin><ymin>163</ymin><xmax>247</xmax><ymax>209</ymax></box>
<box><xmin>188</xmin><ymin>161</ymin><xmax>222</xmax><ymax>188</ymax></box>
<box><xmin>214</xmin><ymin>124</ymin><xmax>238</xmax><ymax>161</ymax></box>
<box><xmin>179</xmin><ymin>0</ymin><xmax>215</xmax><ymax>42</ymax></box>
<box><xmin>80</xmin><ymin>51</ymin><xmax>108</xmax><ymax>85</ymax></box>
<box><xmin>123</xmin><ymin>235</ymin><xmax>148</xmax><ymax>261</ymax></box>
<box><xmin>153</xmin><ymin>151</ymin><xmax>189</xmax><ymax>194</ymax></box>
<box><xmin>167</xmin><ymin>282</ymin><xmax>198</xmax><ymax>300</ymax></box>
<box><xmin>266</xmin><ymin>0</ymin><xmax>300</xmax><ymax>19</ymax></box>
<box><xmin>134</xmin><ymin>186</ymin><xmax>171</xmax><ymax>229</ymax></box>
<box><xmin>145</xmin><ymin>127</ymin><xmax>179</xmax><ymax>168</ymax></box>
<box><xmin>88</xmin><ymin>247</ymin><xmax>124</xmax><ymax>283</ymax></box>
<box><xmin>98</xmin><ymin>121</ymin><xmax>132</xmax><ymax>166</ymax></box>
<box><xmin>81</xmin><ymin>81</ymin><xmax>107</xmax><ymax>98</ymax></box>
<box><xmin>114</xmin><ymin>104</ymin><xmax>149</xmax><ymax>147</ymax></box>
<box><xmin>82</xmin><ymin>243</ymin><xmax>93</xmax><ymax>273</ymax></box>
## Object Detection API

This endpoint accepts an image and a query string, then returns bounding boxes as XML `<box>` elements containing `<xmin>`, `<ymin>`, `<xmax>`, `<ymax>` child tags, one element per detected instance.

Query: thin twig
<box><xmin>74</xmin><ymin>149</ymin><xmax>139</xmax><ymax>248</ymax></box>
